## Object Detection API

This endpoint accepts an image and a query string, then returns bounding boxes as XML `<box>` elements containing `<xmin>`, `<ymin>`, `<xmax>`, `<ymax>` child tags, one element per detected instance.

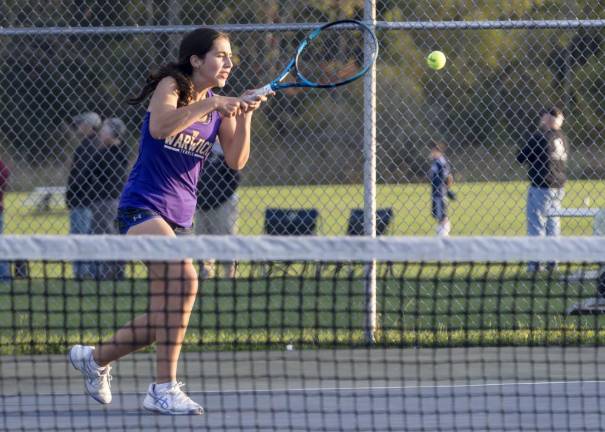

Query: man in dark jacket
<box><xmin>517</xmin><ymin>107</ymin><xmax>568</xmax><ymax>271</ymax></box>
<box><xmin>195</xmin><ymin>142</ymin><xmax>241</xmax><ymax>278</ymax></box>
<box><xmin>66</xmin><ymin>112</ymin><xmax>101</xmax><ymax>278</ymax></box>
<box><xmin>89</xmin><ymin>117</ymin><xmax>129</xmax><ymax>279</ymax></box>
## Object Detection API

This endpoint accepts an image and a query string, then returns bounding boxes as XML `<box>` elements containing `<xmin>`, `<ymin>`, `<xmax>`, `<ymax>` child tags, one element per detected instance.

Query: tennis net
<box><xmin>1</xmin><ymin>235</ymin><xmax>605</xmax><ymax>431</ymax></box>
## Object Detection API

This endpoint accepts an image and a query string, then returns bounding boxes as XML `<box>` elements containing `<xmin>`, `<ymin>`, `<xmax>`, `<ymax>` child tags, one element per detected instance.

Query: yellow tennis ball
<box><xmin>427</xmin><ymin>51</ymin><xmax>446</xmax><ymax>70</ymax></box>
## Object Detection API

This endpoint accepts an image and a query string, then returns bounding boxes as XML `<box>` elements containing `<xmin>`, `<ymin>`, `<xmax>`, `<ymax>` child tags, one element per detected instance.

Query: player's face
<box><xmin>195</xmin><ymin>37</ymin><xmax>233</xmax><ymax>88</ymax></box>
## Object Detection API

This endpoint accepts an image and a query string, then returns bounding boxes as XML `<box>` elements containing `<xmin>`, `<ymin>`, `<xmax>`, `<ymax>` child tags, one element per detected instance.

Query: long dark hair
<box><xmin>128</xmin><ymin>27</ymin><xmax>229</xmax><ymax>107</ymax></box>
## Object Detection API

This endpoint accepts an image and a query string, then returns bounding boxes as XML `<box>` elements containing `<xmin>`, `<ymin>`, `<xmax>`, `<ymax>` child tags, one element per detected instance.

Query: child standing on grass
<box><xmin>429</xmin><ymin>142</ymin><xmax>455</xmax><ymax>237</ymax></box>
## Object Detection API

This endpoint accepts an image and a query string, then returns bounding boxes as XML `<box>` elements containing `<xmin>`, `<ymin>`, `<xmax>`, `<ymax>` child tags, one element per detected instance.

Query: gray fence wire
<box><xmin>0</xmin><ymin>1</ymin><xmax>604</xmax><ymax>238</ymax></box>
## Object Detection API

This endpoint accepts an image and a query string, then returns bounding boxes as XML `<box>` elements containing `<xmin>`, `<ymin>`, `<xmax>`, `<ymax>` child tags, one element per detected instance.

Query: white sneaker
<box><xmin>566</xmin><ymin>297</ymin><xmax>605</xmax><ymax>315</ymax></box>
<box><xmin>68</xmin><ymin>344</ymin><xmax>112</xmax><ymax>404</ymax></box>
<box><xmin>143</xmin><ymin>382</ymin><xmax>204</xmax><ymax>415</ymax></box>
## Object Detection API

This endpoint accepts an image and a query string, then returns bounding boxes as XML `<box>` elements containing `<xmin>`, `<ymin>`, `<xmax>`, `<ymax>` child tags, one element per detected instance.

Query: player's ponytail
<box><xmin>128</xmin><ymin>27</ymin><xmax>228</xmax><ymax>107</ymax></box>
<box><xmin>127</xmin><ymin>63</ymin><xmax>193</xmax><ymax>107</ymax></box>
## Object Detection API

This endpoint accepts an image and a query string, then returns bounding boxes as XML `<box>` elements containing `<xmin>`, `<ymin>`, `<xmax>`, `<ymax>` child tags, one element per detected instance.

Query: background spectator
<box><xmin>517</xmin><ymin>107</ymin><xmax>568</xmax><ymax>271</ymax></box>
<box><xmin>429</xmin><ymin>142</ymin><xmax>455</xmax><ymax>237</ymax></box>
<box><xmin>0</xmin><ymin>157</ymin><xmax>10</xmax><ymax>280</ymax></box>
<box><xmin>196</xmin><ymin>142</ymin><xmax>241</xmax><ymax>278</ymax></box>
<box><xmin>66</xmin><ymin>112</ymin><xmax>102</xmax><ymax>278</ymax></box>
<box><xmin>89</xmin><ymin>117</ymin><xmax>129</xmax><ymax>279</ymax></box>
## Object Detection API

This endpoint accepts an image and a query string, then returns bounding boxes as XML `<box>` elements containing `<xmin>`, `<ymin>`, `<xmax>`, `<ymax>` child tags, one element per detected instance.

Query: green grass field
<box><xmin>1</xmin><ymin>265</ymin><xmax>604</xmax><ymax>355</ymax></box>
<box><xmin>2</xmin><ymin>179</ymin><xmax>605</xmax><ymax>354</ymax></box>
<box><xmin>5</xmin><ymin>179</ymin><xmax>605</xmax><ymax>235</ymax></box>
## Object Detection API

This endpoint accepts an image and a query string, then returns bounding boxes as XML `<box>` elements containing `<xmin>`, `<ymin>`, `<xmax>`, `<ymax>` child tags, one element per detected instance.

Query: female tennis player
<box><xmin>68</xmin><ymin>27</ymin><xmax>269</xmax><ymax>415</ymax></box>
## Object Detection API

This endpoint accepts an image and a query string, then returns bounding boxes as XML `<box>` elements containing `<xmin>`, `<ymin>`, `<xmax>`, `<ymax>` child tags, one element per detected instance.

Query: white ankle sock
<box><xmin>154</xmin><ymin>381</ymin><xmax>177</xmax><ymax>393</ymax></box>
<box><xmin>87</xmin><ymin>351</ymin><xmax>103</xmax><ymax>370</ymax></box>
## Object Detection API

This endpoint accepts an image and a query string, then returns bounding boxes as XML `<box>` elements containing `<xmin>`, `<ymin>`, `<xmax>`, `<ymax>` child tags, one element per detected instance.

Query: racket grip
<box><xmin>244</xmin><ymin>84</ymin><xmax>274</xmax><ymax>101</ymax></box>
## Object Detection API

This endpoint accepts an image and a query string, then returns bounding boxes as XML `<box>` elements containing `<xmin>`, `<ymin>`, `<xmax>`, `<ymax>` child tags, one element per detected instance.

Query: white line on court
<box><xmin>194</xmin><ymin>379</ymin><xmax>605</xmax><ymax>394</ymax></box>
<box><xmin>5</xmin><ymin>379</ymin><xmax>605</xmax><ymax>398</ymax></box>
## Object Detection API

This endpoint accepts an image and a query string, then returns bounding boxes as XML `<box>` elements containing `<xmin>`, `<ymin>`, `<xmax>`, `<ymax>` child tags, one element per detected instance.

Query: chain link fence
<box><xmin>0</xmin><ymin>1</ymin><xmax>604</xmax><ymax>237</ymax></box>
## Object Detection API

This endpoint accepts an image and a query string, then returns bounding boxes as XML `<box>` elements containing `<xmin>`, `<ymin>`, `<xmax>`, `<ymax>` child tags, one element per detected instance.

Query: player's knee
<box><xmin>178</xmin><ymin>262</ymin><xmax>199</xmax><ymax>298</ymax></box>
<box><xmin>150</xmin><ymin>261</ymin><xmax>199</xmax><ymax>296</ymax></box>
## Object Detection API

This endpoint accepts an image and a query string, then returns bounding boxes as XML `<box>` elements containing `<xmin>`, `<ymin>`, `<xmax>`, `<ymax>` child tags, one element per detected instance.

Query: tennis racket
<box><xmin>248</xmin><ymin>19</ymin><xmax>378</xmax><ymax>98</ymax></box>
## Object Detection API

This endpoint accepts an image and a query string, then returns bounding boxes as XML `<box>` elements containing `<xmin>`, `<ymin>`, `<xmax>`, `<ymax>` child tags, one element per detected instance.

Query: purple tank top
<box><xmin>119</xmin><ymin>101</ymin><xmax>222</xmax><ymax>227</ymax></box>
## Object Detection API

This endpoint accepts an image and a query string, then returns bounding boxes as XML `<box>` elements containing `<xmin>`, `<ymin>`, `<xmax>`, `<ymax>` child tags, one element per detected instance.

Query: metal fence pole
<box><xmin>364</xmin><ymin>0</ymin><xmax>377</xmax><ymax>344</ymax></box>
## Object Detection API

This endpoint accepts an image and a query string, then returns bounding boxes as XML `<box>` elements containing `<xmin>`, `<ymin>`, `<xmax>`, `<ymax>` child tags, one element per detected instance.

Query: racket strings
<box><xmin>297</xmin><ymin>25</ymin><xmax>372</xmax><ymax>85</ymax></box>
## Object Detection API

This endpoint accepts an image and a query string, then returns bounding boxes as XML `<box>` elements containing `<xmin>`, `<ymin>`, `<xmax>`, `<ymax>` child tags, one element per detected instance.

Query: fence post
<box><xmin>364</xmin><ymin>0</ymin><xmax>377</xmax><ymax>344</ymax></box>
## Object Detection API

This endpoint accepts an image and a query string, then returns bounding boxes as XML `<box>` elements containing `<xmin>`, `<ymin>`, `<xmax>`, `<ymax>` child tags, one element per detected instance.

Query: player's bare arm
<box><xmin>148</xmin><ymin>77</ymin><xmax>242</xmax><ymax>139</ymax></box>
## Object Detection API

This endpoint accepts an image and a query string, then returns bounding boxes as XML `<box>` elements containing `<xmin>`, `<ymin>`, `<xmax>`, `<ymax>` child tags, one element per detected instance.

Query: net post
<box><xmin>363</xmin><ymin>0</ymin><xmax>377</xmax><ymax>345</ymax></box>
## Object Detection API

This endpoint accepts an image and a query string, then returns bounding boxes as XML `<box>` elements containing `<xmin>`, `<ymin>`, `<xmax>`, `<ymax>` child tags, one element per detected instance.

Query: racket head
<box><xmin>292</xmin><ymin>19</ymin><xmax>378</xmax><ymax>89</ymax></box>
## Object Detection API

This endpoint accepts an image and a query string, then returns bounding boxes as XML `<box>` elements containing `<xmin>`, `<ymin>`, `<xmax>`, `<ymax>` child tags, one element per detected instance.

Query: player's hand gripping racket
<box><xmin>247</xmin><ymin>19</ymin><xmax>378</xmax><ymax>99</ymax></box>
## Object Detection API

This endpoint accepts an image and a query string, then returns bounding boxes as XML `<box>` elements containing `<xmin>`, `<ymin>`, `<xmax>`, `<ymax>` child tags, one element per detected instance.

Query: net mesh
<box><xmin>2</xmin><ymin>235</ymin><xmax>605</xmax><ymax>431</ymax></box>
